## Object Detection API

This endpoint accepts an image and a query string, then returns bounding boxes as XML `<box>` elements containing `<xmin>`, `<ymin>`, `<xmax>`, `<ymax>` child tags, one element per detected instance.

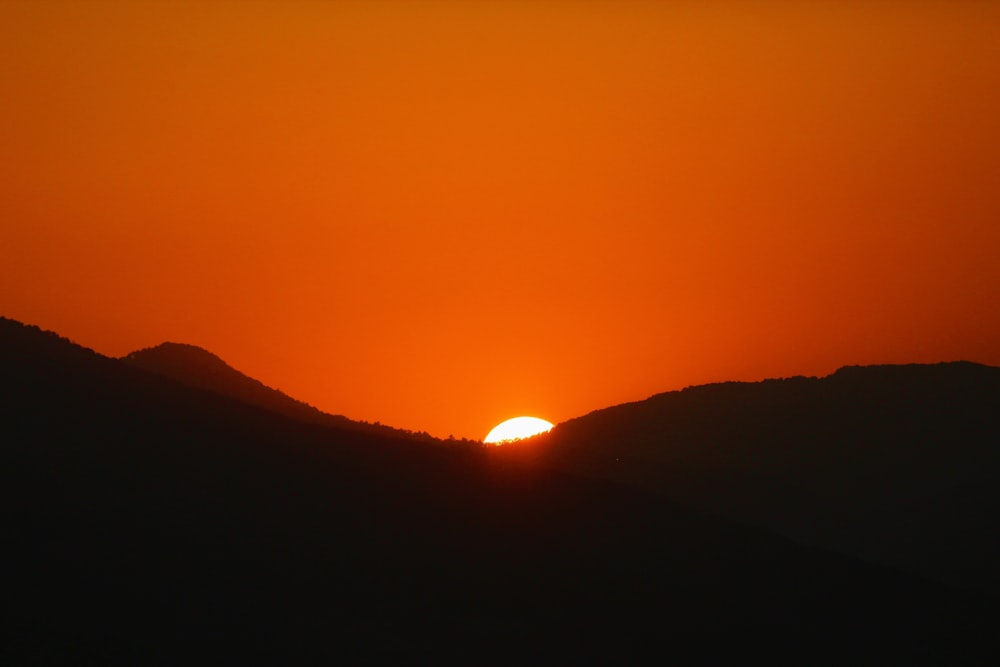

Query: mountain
<box><xmin>122</xmin><ymin>342</ymin><xmax>353</xmax><ymax>425</ymax></box>
<box><xmin>122</xmin><ymin>341</ymin><xmax>447</xmax><ymax>444</ymax></box>
<box><xmin>2</xmin><ymin>316</ymin><xmax>997</xmax><ymax>664</ymax></box>
<box><xmin>497</xmin><ymin>363</ymin><xmax>1000</xmax><ymax>594</ymax></box>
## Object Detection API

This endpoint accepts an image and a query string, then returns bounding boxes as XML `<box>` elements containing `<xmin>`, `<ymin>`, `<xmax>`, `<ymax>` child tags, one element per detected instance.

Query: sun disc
<box><xmin>484</xmin><ymin>416</ymin><xmax>554</xmax><ymax>444</ymax></box>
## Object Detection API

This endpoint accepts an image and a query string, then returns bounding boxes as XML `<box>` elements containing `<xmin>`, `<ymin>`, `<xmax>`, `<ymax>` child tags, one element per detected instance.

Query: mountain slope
<box><xmin>121</xmin><ymin>341</ymin><xmax>360</xmax><ymax>425</ymax></box>
<box><xmin>2</xmin><ymin>317</ymin><xmax>997</xmax><ymax>664</ymax></box>
<box><xmin>122</xmin><ymin>341</ymin><xmax>445</xmax><ymax>444</ymax></box>
<box><xmin>498</xmin><ymin>363</ymin><xmax>1000</xmax><ymax>594</ymax></box>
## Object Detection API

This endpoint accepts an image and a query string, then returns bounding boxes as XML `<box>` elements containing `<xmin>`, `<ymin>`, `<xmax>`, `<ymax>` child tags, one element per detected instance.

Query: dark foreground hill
<box><xmin>122</xmin><ymin>342</ymin><xmax>446</xmax><ymax>444</ymax></box>
<box><xmin>498</xmin><ymin>363</ymin><xmax>1000</xmax><ymax>595</ymax></box>
<box><xmin>2</xmin><ymin>317</ymin><xmax>997</xmax><ymax>665</ymax></box>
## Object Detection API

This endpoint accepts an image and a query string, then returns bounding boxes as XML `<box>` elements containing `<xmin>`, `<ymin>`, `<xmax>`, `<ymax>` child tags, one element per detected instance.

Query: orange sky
<box><xmin>2</xmin><ymin>1</ymin><xmax>999</xmax><ymax>439</ymax></box>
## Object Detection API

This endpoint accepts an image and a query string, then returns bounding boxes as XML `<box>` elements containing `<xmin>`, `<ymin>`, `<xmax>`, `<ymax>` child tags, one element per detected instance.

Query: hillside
<box><xmin>498</xmin><ymin>363</ymin><xmax>1000</xmax><ymax>594</ymax></box>
<box><xmin>2</xmin><ymin>317</ymin><xmax>997</xmax><ymax>664</ymax></box>
<box><xmin>122</xmin><ymin>342</ymin><xmax>353</xmax><ymax>425</ymax></box>
<box><xmin>122</xmin><ymin>342</ymin><xmax>446</xmax><ymax>444</ymax></box>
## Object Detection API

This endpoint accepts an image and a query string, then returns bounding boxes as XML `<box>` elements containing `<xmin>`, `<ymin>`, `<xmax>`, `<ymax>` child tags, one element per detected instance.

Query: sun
<box><xmin>484</xmin><ymin>416</ymin><xmax>554</xmax><ymax>445</ymax></box>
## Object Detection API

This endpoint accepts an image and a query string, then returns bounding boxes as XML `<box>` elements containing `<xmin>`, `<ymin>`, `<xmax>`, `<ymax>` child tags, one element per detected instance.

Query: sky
<box><xmin>2</xmin><ymin>1</ymin><xmax>999</xmax><ymax>439</ymax></box>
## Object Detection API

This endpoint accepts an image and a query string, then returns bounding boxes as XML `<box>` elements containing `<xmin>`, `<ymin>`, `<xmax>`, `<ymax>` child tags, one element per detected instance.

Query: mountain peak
<box><xmin>121</xmin><ymin>341</ymin><xmax>330</xmax><ymax>424</ymax></box>
<box><xmin>119</xmin><ymin>340</ymin><xmax>438</xmax><ymax>442</ymax></box>
<box><xmin>123</xmin><ymin>342</ymin><xmax>235</xmax><ymax>377</ymax></box>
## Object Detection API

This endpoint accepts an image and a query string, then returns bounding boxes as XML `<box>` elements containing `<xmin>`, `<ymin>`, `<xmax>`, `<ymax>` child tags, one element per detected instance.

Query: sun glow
<box><xmin>484</xmin><ymin>416</ymin><xmax>554</xmax><ymax>445</ymax></box>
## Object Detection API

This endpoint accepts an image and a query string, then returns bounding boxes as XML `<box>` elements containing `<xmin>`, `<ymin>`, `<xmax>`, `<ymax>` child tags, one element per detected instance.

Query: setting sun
<box><xmin>484</xmin><ymin>417</ymin><xmax>554</xmax><ymax>445</ymax></box>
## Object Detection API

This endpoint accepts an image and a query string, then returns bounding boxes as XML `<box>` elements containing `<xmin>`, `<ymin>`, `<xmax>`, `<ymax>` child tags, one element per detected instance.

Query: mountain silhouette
<box><xmin>2</xmin><ymin>316</ymin><xmax>997</xmax><ymax>664</ymax></box>
<box><xmin>122</xmin><ymin>341</ymin><xmax>359</xmax><ymax>424</ymax></box>
<box><xmin>122</xmin><ymin>341</ymin><xmax>445</xmax><ymax>444</ymax></box>
<box><xmin>497</xmin><ymin>363</ymin><xmax>1000</xmax><ymax>595</ymax></box>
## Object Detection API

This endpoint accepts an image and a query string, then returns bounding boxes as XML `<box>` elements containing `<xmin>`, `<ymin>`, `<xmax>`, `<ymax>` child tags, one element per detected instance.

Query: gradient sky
<box><xmin>3</xmin><ymin>1</ymin><xmax>999</xmax><ymax>439</ymax></box>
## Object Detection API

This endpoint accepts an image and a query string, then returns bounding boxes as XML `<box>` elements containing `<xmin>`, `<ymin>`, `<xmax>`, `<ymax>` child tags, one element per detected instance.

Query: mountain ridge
<box><xmin>121</xmin><ymin>341</ymin><xmax>354</xmax><ymax>426</ymax></box>
<box><xmin>4</xmin><ymin>314</ymin><xmax>998</xmax><ymax>663</ymax></box>
<box><xmin>121</xmin><ymin>340</ymin><xmax>461</xmax><ymax>445</ymax></box>
<box><xmin>498</xmin><ymin>360</ymin><xmax>1000</xmax><ymax>594</ymax></box>
<box><xmin>562</xmin><ymin>360</ymin><xmax>995</xmax><ymax>423</ymax></box>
